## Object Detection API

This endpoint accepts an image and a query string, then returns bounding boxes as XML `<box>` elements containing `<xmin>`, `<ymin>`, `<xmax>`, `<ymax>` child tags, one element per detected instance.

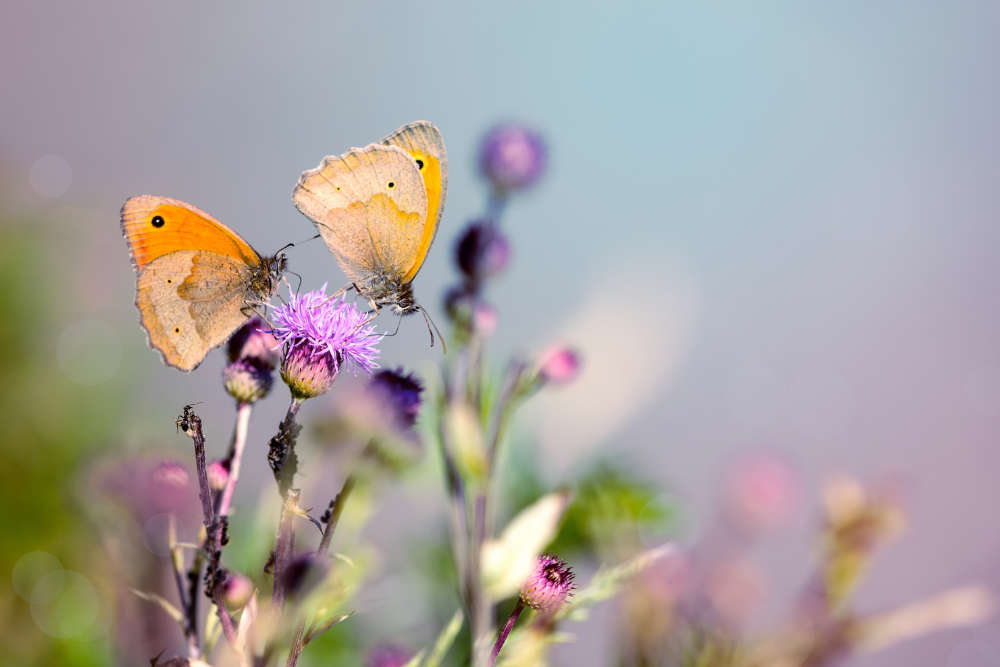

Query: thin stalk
<box><xmin>167</xmin><ymin>515</ymin><xmax>198</xmax><ymax>658</ymax></box>
<box><xmin>318</xmin><ymin>475</ymin><xmax>356</xmax><ymax>555</ymax></box>
<box><xmin>272</xmin><ymin>488</ymin><xmax>300</xmax><ymax>610</ymax></box>
<box><xmin>219</xmin><ymin>402</ymin><xmax>252</xmax><ymax>518</ymax></box>
<box><xmin>177</xmin><ymin>406</ymin><xmax>238</xmax><ymax>649</ymax></box>
<box><xmin>490</xmin><ymin>599</ymin><xmax>525</xmax><ymax>665</ymax></box>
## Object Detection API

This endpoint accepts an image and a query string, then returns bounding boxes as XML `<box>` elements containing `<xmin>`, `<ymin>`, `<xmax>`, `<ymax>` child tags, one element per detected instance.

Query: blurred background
<box><xmin>2</xmin><ymin>1</ymin><xmax>1000</xmax><ymax>665</ymax></box>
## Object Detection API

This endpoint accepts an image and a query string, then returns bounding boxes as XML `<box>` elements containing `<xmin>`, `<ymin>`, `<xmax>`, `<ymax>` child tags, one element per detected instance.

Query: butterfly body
<box><xmin>292</xmin><ymin>121</ymin><xmax>447</xmax><ymax>322</ymax></box>
<box><xmin>121</xmin><ymin>195</ymin><xmax>285</xmax><ymax>371</ymax></box>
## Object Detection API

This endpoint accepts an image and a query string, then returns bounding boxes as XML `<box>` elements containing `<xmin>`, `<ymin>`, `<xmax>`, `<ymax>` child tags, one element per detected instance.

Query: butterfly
<box><xmin>291</xmin><ymin>121</ymin><xmax>447</xmax><ymax>339</ymax></box>
<box><xmin>121</xmin><ymin>195</ymin><xmax>287</xmax><ymax>371</ymax></box>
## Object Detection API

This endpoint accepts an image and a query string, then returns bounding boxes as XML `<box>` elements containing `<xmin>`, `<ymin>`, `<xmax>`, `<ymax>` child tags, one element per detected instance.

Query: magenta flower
<box><xmin>455</xmin><ymin>221</ymin><xmax>511</xmax><ymax>282</ymax></box>
<box><xmin>223</xmin><ymin>357</ymin><xmax>273</xmax><ymax>403</ymax></box>
<box><xmin>227</xmin><ymin>316</ymin><xmax>281</xmax><ymax>368</ymax></box>
<box><xmin>367</xmin><ymin>369</ymin><xmax>424</xmax><ymax>430</ymax></box>
<box><xmin>271</xmin><ymin>286</ymin><xmax>380</xmax><ymax>399</ymax></box>
<box><xmin>520</xmin><ymin>553</ymin><xmax>575</xmax><ymax>612</ymax></box>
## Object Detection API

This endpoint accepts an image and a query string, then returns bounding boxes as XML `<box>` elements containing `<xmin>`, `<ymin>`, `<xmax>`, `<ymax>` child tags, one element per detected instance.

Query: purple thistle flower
<box><xmin>271</xmin><ymin>286</ymin><xmax>381</xmax><ymax>399</ymax></box>
<box><xmin>455</xmin><ymin>221</ymin><xmax>510</xmax><ymax>283</ymax></box>
<box><xmin>206</xmin><ymin>458</ymin><xmax>230</xmax><ymax>492</ymax></box>
<box><xmin>367</xmin><ymin>369</ymin><xmax>423</xmax><ymax>430</ymax></box>
<box><xmin>227</xmin><ymin>316</ymin><xmax>281</xmax><ymax>368</ymax></box>
<box><xmin>520</xmin><ymin>553</ymin><xmax>575</xmax><ymax>612</ymax></box>
<box><xmin>479</xmin><ymin>124</ymin><xmax>547</xmax><ymax>193</ymax></box>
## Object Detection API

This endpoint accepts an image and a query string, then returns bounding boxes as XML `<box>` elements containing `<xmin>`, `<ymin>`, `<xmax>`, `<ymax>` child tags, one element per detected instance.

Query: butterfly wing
<box><xmin>121</xmin><ymin>195</ymin><xmax>262</xmax><ymax>272</ymax></box>
<box><xmin>382</xmin><ymin>121</ymin><xmax>447</xmax><ymax>283</ymax></box>
<box><xmin>121</xmin><ymin>196</ymin><xmax>269</xmax><ymax>371</ymax></box>
<box><xmin>135</xmin><ymin>250</ymin><xmax>257</xmax><ymax>371</ymax></box>
<box><xmin>292</xmin><ymin>144</ymin><xmax>428</xmax><ymax>285</ymax></box>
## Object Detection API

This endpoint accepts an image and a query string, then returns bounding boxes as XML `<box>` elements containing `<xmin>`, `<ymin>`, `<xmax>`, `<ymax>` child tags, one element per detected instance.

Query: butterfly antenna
<box><xmin>379</xmin><ymin>313</ymin><xmax>404</xmax><ymax>338</ymax></box>
<box><xmin>418</xmin><ymin>305</ymin><xmax>447</xmax><ymax>354</ymax></box>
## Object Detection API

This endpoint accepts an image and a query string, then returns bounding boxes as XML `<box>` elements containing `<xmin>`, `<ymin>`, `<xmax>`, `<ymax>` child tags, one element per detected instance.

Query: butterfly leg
<box><xmin>317</xmin><ymin>282</ymin><xmax>356</xmax><ymax>308</ymax></box>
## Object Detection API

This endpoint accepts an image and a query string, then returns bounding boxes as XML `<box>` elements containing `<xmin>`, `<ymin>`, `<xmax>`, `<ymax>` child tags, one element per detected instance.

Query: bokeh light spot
<box><xmin>29</xmin><ymin>154</ymin><xmax>72</xmax><ymax>198</ymax></box>
<box><xmin>30</xmin><ymin>570</ymin><xmax>104</xmax><ymax>639</ymax></box>
<box><xmin>11</xmin><ymin>551</ymin><xmax>62</xmax><ymax>599</ymax></box>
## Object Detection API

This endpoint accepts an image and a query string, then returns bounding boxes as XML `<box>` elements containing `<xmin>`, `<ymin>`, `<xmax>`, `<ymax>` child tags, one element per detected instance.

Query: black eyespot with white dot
<box><xmin>151</xmin><ymin>215</ymin><xmax>165</xmax><ymax>228</ymax></box>
<box><xmin>174</xmin><ymin>327</ymin><xmax>180</xmax><ymax>333</ymax></box>
<box><xmin>387</xmin><ymin>181</ymin><xmax>395</xmax><ymax>189</ymax></box>
<box><xmin>415</xmin><ymin>159</ymin><xmax>424</xmax><ymax>170</ymax></box>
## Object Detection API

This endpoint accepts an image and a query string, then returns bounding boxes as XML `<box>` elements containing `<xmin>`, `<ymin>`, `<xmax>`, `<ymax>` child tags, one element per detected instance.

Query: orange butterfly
<box><xmin>121</xmin><ymin>195</ymin><xmax>286</xmax><ymax>371</ymax></box>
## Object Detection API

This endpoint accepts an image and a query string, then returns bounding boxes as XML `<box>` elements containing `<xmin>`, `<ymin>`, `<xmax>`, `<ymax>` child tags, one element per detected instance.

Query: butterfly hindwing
<box><xmin>381</xmin><ymin>121</ymin><xmax>447</xmax><ymax>283</ymax></box>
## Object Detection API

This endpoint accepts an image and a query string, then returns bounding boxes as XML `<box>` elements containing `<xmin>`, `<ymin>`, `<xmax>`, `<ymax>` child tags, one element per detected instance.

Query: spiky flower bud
<box><xmin>479</xmin><ymin>124</ymin><xmax>547</xmax><ymax>192</ymax></box>
<box><xmin>538</xmin><ymin>346</ymin><xmax>581</xmax><ymax>385</ymax></box>
<box><xmin>227</xmin><ymin>317</ymin><xmax>280</xmax><ymax>368</ymax></box>
<box><xmin>220</xmin><ymin>571</ymin><xmax>253</xmax><ymax>610</ymax></box>
<box><xmin>206</xmin><ymin>459</ymin><xmax>230</xmax><ymax>492</ymax></box>
<box><xmin>455</xmin><ymin>222</ymin><xmax>510</xmax><ymax>283</ymax></box>
<box><xmin>280</xmin><ymin>551</ymin><xmax>330</xmax><ymax>601</ymax></box>
<box><xmin>223</xmin><ymin>358</ymin><xmax>273</xmax><ymax>403</ymax></box>
<box><xmin>520</xmin><ymin>553</ymin><xmax>575</xmax><ymax>612</ymax></box>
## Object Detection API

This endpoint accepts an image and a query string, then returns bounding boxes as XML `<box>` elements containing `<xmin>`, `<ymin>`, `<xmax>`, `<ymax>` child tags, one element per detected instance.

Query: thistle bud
<box><xmin>206</xmin><ymin>459</ymin><xmax>230</xmax><ymax>492</ymax></box>
<box><xmin>220</xmin><ymin>571</ymin><xmax>253</xmax><ymax>610</ymax></box>
<box><xmin>520</xmin><ymin>553</ymin><xmax>575</xmax><ymax>612</ymax></box>
<box><xmin>479</xmin><ymin>124</ymin><xmax>547</xmax><ymax>193</ymax></box>
<box><xmin>455</xmin><ymin>222</ymin><xmax>510</xmax><ymax>283</ymax></box>
<box><xmin>280</xmin><ymin>551</ymin><xmax>330</xmax><ymax>601</ymax></box>
<box><xmin>227</xmin><ymin>317</ymin><xmax>280</xmax><ymax>368</ymax></box>
<box><xmin>538</xmin><ymin>346</ymin><xmax>581</xmax><ymax>386</ymax></box>
<box><xmin>281</xmin><ymin>345</ymin><xmax>339</xmax><ymax>400</ymax></box>
<box><xmin>224</xmin><ymin>358</ymin><xmax>273</xmax><ymax>404</ymax></box>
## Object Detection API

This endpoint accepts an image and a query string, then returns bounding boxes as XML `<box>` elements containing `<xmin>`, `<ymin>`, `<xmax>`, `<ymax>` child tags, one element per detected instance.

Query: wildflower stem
<box><xmin>167</xmin><ymin>514</ymin><xmax>198</xmax><ymax>658</ymax></box>
<box><xmin>490</xmin><ymin>598</ymin><xmax>524</xmax><ymax>665</ymax></box>
<box><xmin>218</xmin><ymin>402</ymin><xmax>252</xmax><ymax>518</ymax></box>
<box><xmin>318</xmin><ymin>474</ymin><xmax>356</xmax><ymax>555</ymax></box>
<box><xmin>177</xmin><ymin>405</ymin><xmax>239</xmax><ymax>649</ymax></box>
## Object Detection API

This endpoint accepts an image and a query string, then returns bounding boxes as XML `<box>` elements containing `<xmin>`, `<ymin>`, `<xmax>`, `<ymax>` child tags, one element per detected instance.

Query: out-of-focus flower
<box><xmin>314</xmin><ymin>369</ymin><xmax>425</xmax><ymax>470</ymax></box>
<box><xmin>725</xmin><ymin>454</ymin><xmax>799</xmax><ymax>533</ymax></box>
<box><xmin>367</xmin><ymin>369</ymin><xmax>423</xmax><ymax>430</ymax></box>
<box><xmin>706</xmin><ymin>557</ymin><xmax>764</xmax><ymax>627</ymax></box>
<box><xmin>520</xmin><ymin>553</ymin><xmax>575</xmax><ymax>612</ymax></box>
<box><xmin>206</xmin><ymin>459</ymin><xmax>229</xmax><ymax>492</ymax></box>
<box><xmin>149</xmin><ymin>461</ymin><xmax>191</xmax><ymax>513</ymax></box>
<box><xmin>223</xmin><ymin>357</ymin><xmax>273</xmax><ymax>404</ymax></box>
<box><xmin>220</xmin><ymin>571</ymin><xmax>253</xmax><ymax>610</ymax></box>
<box><xmin>472</xmin><ymin>302</ymin><xmax>498</xmax><ymax>337</ymax></box>
<box><xmin>538</xmin><ymin>346</ymin><xmax>581</xmax><ymax>386</ymax></box>
<box><xmin>479</xmin><ymin>124</ymin><xmax>547</xmax><ymax>192</ymax></box>
<box><xmin>455</xmin><ymin>222</ymin><xmax>510</xmax><ymax>283</ymax></box>
<box><xmin>280</xmin><ymin>552</ymin><xmax>330</xmax><ymax>601</ymax></box>
<box><xmin>366</xmin><ymin>644</ymin><xmax>412</xmax><ymax>667</ymax></box>
<box><xmin>227</xmin><ymin>316</ymin><xmax>281</xmax><ymax>368</ymax></box>
<box><xmin>271</xmin><ymin>287</ymin><xmax>380</xmax><ymax>400</ymax></box>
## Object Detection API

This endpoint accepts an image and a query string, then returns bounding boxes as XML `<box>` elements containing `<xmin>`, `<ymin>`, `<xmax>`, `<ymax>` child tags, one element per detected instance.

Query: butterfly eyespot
<box><xmin>415</xmin><ymin>159</ymin><xmax>424</xmax><ymax>170</ymax></box>
<box><xmin>387</xmin><ymin>181</ymin><xmax>395</xmax><ymax>189</ymax></box>
<box><xmin>174</xmin><ymin>327</ymin><xmax>180</xmax><ymax>333</ymax></box>
<box><xmin>336</xmin><ymin>186</ymin><xmax>341</xmax><ymax>191</ymax></box>
<box><xmin>166</xmin><ymin>279</ymin><xmax>172</xmax><ymax>284</ymax></box>
<box><xmin>151</xmin><ymin>215</ymin><xmax>165</xmax><ymax>228</ymax></box>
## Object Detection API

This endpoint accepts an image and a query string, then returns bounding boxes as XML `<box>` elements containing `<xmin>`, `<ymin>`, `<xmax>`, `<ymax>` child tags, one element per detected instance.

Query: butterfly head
<box><xmin>250</xmin><ymin>252</ymin><xmax>288</xmax><ymax>299</ymax></box>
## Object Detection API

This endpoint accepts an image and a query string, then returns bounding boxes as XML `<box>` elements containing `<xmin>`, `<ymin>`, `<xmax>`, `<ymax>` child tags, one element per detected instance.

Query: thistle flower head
<box><xmin>367</xmin><ymin>369</ymin><xmax>424</xmax><ymax>430</ymax></box>
<box><xmin>520</xmin><ymin>553</ymin><xmax>575</xmax><ymax>612</ymax></box>
<box><xmin>271</xmin><ymin>286</ymin><xmax>380</xmax><ymax>399</ymax></box>
<box><xmin>455</xmin><ymin>221</ymin><xmax>510</xmax><ymax>282</ymax></box>
<box><xmin>227</xmin><ymin>317</ymin><xmax>281</xmax><ymax>368</ymax></box>
<box><xmin>149</xmin><ymin>460</ymin><xmax>191</xmax><ymax>513</ymax></box>
<box><xmin>223</xmin><ymin>357</ymin><xmax>274</xmax><ymax>403</ymax></box>
<box><xmin>479</xmin><ymin>124</ymin><xmax>547</xmax><ymax>192</ymax></box>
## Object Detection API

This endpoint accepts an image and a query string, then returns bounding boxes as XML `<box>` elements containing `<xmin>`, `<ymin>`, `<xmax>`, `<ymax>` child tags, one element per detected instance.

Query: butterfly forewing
<box><xmin>292</xmin><ymin>143</ymin><xmax>428</xmax><ymax>283</ymax></box>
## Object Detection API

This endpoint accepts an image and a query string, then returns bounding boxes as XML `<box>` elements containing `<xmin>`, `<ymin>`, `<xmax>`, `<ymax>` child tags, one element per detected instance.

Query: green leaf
<box><xmin>130</xmin><ymin>588</ymin><xmax>184</xmax><ymax>625</ymax></box>
<box><xmin>481</xmin><ymin>491</ymin><xmax>571</xmax><ymax>600</ymax></box>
